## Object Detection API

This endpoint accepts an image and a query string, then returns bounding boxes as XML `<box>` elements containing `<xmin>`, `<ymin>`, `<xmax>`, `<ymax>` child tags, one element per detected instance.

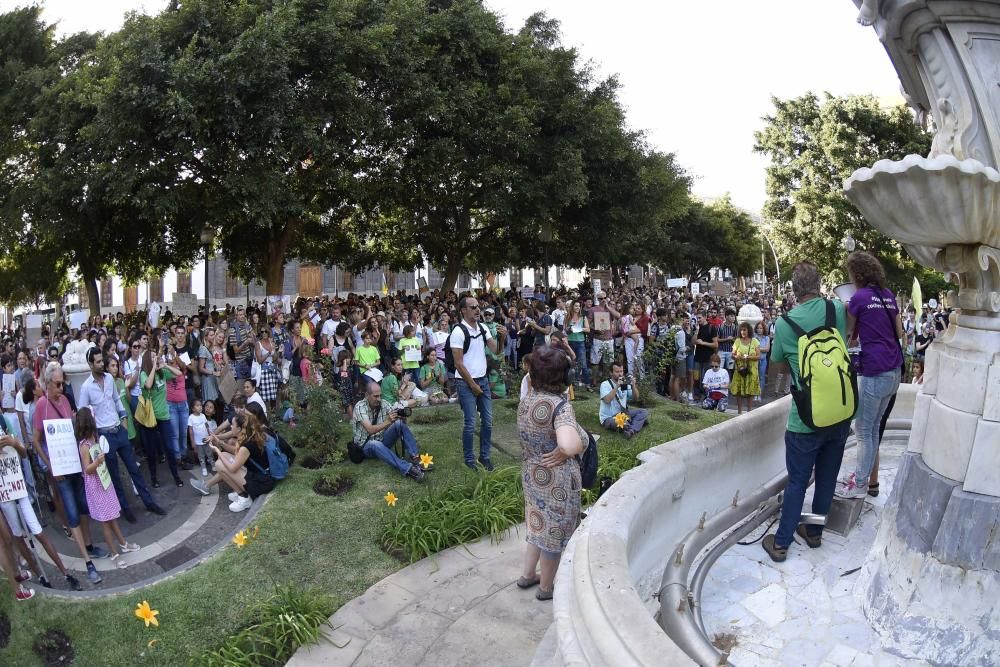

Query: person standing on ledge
<box><xmin>763</xmin><ymin>261</ymin><xmax>852</xmax><ymax>563</ymax></box>
<box><xmin>451</xmin><ymin>296</ymin><xmax>499</xmax><ymax>471</ymax></box>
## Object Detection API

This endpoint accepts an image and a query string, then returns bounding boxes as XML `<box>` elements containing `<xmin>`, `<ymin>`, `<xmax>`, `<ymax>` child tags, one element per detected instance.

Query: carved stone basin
<box><xmin>844</xmin><ymin>154</ymin><xmax>1000</xmax><ymax>251</ymax></box>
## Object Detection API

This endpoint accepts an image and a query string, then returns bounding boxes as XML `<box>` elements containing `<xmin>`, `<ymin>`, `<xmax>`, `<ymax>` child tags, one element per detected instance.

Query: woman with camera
<box><xmin>517</xmin><ymin>345</ymin><xmax>588</xmax><ymax>601</ymax></box>
<box><xmin>729</xmin><ymin>321</ymin><xmax>761</xmax><ymax>415</ymax></box>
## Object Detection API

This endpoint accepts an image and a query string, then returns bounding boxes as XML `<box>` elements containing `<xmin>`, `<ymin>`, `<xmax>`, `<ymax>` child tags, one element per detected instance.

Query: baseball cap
<box><xmin>484</xmin><ymin>307</ymin><xmax>495</xmax><ymax>314</ymax></box>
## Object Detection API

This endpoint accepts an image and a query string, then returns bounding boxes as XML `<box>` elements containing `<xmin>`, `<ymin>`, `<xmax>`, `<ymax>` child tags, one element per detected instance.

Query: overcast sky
<box><xmin>3</xmin><ymin>0</ymin><xmax>903</xmax><ymax>213</ymax></box>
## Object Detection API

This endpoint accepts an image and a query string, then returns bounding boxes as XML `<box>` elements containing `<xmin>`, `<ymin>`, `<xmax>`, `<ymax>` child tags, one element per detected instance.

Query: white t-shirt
<box><xmin>188</xmin><ymin>413</ymin><xmax>210</xmax><ymax>445</ymax></box>
<box><xmin>124</xmin><ymin>357</ymin><xmax>143</xmax><ymax>397</ymax></box>
<box><xmin>552</xmin><ymin>308</ymin><xmax>566</xmax><ymax>330</ymax></box>
<box><xmin>702</xmin><ymin>368</ymin><xmax>729</xmax><ymax>396</ymax></box>
<box><xmin>247</xmin><ymin>392</ymin><xmax>268</xmax><ymax>415</ymax></box>
<box><xmin>449</xmin><ymin>320</ymin><xmax>492</xmax><ymax>379</ymax></box>
<box><xmin>320</xmin><ymin>319</ymin><xmax>337</xmax><ymax>341</ymax></box>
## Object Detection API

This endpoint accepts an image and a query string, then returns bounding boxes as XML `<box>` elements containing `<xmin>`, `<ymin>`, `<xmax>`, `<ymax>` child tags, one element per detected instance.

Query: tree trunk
<box><xmin>264</xmin><ymin>259</ymin><xmax>285</xmax><ymax>297</ymax></box>
<box><xmin>81</xmin><ymin>272</ymin><xmax>100</xmax><ymax>317</ymax></box>
<box><xmin>440</xmin><ymin>257</ymin><xmax>463</xmax><ymax>296</ymax></box>
<box><xmin>263</xmin><ymin>221</ymin><xmax>298</xmax><ymax>296</ymax></box>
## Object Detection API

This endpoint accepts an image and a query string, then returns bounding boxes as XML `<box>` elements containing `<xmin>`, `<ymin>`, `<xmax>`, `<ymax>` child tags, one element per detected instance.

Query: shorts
<box><xmin>673</xmin><ymin>359</ymin><xmax>688</xmax><ymax>378</ymax></box>
<box><xmin>1</xmin><ymin>496</ymin><xmax>43</xmax><ymax>537</ymax></box>
<box><xmin>55</xmin><ymin>474</ymin><xmax>89</xmax><ymax>529</ymax></box>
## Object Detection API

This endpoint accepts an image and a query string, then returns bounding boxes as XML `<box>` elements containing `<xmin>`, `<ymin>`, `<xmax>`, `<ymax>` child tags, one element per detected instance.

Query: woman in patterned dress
<box><xmin>254</xmin><ymin>329</ymin><xmax>281</xmax><ymax>408</ymax></box>
<box><xmin>517</xmin><ymin>345</ymin><xmax>588</xmax><ymax>601</ymax></box>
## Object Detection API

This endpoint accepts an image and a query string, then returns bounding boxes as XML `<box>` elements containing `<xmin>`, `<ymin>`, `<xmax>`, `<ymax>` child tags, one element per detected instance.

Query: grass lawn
<box><xmin>0</xmin><ymin>388</ymin><xmax>725</xmax><ymax>666</ymax></box>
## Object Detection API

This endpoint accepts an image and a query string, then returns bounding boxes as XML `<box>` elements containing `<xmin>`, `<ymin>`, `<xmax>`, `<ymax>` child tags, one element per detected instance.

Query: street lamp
<box><xmin>842</xmin><ymin>231</ymin><xmax>857</xmax><ymax>253</ymax></box>
<box><xmin>199</xmin><ymin>225</ymin><xmax>216</xmax><ymax>316</ymax></box>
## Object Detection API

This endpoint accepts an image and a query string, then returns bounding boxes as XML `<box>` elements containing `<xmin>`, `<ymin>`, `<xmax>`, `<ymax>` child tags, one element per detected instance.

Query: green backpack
<box><xmin>781</xmin><ymin>300</ymin><xmax>857</xmax><ymax>429</ymax></box>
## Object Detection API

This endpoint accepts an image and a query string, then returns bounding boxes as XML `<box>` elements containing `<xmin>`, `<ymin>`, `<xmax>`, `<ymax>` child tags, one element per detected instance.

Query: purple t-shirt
<box><xmin>848</xmin><ymin>286</ymin><xmax>902</xmax><ymax>376</ymax></box>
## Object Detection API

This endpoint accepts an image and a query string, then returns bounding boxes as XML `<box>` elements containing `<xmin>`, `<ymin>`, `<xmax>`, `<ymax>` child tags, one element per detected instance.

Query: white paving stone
<box><xmin>742</xmin><ymin>583</ymin><xmax>787</xmax><ymax>627</ymax></box>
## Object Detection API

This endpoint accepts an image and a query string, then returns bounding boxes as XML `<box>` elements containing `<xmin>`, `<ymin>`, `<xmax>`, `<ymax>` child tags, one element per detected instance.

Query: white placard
<box><xmin>0</xmin><ymin>446</ymin><xmax>27</xmax><ymax>502</ymax></box>
<box><xmin>521</xmin><ymin>286</ymin><xmax>534</xmax><ymax>299</ymax></box>
<box><xmin>178</xmin><ymin>352</ymin><xmax>192</xmax><ymax>366</ymax></box>
<box><xmin>592</xmin><ymin>279</ymin><xmax>602</xmax><ymax>295</ymax></box>
<box><xmin>148</xmin><ymin>302</ymin><xmax>161</xmax><ymax>327</ymax></box>
<box><xmin>691</xmin><ymin>283</ymin><xmax>701</xmax><ymax>295</ymax></box>
<box><xmin>403</xmin><ymin>347</ymin><xmax>422</xmax><ymax>362</ymax></box>
<box><xmin>1</xmin><ymin>374</ymin><xmax>14</xmax><ymax>409</ymax></box>
<box><xmin>434</xmin><ymin>330</ymin><xmax>450</xmax><ymax>346</ymax></box>
<box><xmin>666</xmin><ymin>278</ymin><xmax>687</xmax><ymax>288</ymax></box>
<box><xmin>69</xmin><ymin>310</ymin><xmax>89</xmax><ymax>331</ymax></box>
<box><xmin>43</xmin><ymin>418</ymin><xmax>82</xmax><ymax>477</ymax></box>
<box><xmin>172</xmin><ymin>292</ymin><xmax>200</xmax><ymax>317</ymax></box>
<box><xmin>26</xmin><ymin>314</ymin><xmax>43</xmax><ymax>330</ymax></box>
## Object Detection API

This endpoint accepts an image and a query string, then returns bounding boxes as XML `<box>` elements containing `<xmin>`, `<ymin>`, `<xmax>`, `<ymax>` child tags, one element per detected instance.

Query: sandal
<box><xmin>516</xmin><ymin>575</ymin><xmax>540</xmax><ymax>589</ymax></box>
<box><xmin>867</xmin><ymin>483</ymin><xmax>880</xmax><ymax>498</ymax></box>
<box><xmin>119</xmin><ymin>542</ymin><xmax>141</xmax><ymax>553</ymax></box>
<box><xmin>535</xmin><ymin>587</ymin><xmax>554</xmax><ymax>601</ymax></box>
<box><xmin>111</xmin><ymin>553</ymin><xmax>128</xmax><ymax>569</ymax></box>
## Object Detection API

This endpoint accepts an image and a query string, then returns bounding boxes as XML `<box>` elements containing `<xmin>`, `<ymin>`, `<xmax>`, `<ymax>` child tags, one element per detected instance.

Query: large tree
<box><xmin>754</xmin><ymin>92</ymin><xmax>933</xmax><ymax>287</ymax></box>
<box><xmin>651</xmin><ymin>197</ymin><xmax>759</xmax><ymax>281</ymax></box>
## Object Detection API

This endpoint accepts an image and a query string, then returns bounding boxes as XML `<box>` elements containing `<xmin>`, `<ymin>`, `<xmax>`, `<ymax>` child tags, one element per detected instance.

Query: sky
<box><xmin>3</xmin><ymin>0</ymin><xmax>904</xmax><ymax>213</ymax></box>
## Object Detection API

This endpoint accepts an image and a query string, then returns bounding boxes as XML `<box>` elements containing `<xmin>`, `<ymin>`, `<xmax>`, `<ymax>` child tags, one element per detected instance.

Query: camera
<box><xmin>394</xmin><ymin>406</ymin><xmax>413</xmax><ymax>420</ymax></box>
<box><xmin>621</xmin><ymin>375</ymin><xmax>633</xmax><ymax>392</ymax></box>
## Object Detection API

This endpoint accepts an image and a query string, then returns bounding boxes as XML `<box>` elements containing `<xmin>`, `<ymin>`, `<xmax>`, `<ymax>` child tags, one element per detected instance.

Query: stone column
<box><xmin>844</xmin><ymin>2</ymin><xmax>1000</xmax><ymax>664</ymax></box>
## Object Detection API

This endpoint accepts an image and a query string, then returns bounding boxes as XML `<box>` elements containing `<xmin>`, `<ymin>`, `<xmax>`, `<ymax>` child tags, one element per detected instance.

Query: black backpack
<box><xmin>553</xmin><ymin>399</ymin><xmax>599</xmax><ymax>489</ymax></box>
<box><xmin>443</xmin><ymin>322</ymin><xmax>488</xmax><ymax>374</ymax></box>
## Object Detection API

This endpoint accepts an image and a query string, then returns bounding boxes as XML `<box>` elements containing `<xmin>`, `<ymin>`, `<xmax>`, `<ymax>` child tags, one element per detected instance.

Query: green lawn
<box><xmin>0</xmin><ymin>390</ymin><xmax>725</xmax><ymax>666</ymax></box>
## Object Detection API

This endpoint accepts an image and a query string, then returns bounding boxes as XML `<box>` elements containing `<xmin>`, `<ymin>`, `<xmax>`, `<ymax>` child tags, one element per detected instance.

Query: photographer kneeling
<box><xmin>599</xmin><ymin>362</ymin><xmax>648</xmax><ymax>439</ymax></box>
<box><xmin>350</xmin><ymin>382</ymin><xmax>432</xmax><ymax>482</ymax></box>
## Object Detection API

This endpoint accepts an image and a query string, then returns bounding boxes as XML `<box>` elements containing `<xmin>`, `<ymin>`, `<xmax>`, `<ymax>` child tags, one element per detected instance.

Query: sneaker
<box><xmin>65</xmin><ymin>574</ymin><xmax>82</xmax><ymax>591</ymax></box>
<box><xmin>228</xmin><ymin>491</ymin><xmax>240</xmax><ymax>502</ymax></box>
<box><xmin>406</xmin><ymin>464</ymin><xmax>426</xmax><ymax>482</ymax></box>
<box><xmin>119</xmin><ymin>542</ymin><xmax>141</xmax><ymax>553</ymax></box>
<box><xmin>835</xmin><ymin>472</ymin><xmax>868</xmax><ymax>499</ymax></box>
<box><xmin>87</xmin><ymin>545</ymin><xmax>109</xmax><ymax>559</ymax></box>
<box><xmin>15</xmin><ymin>569</ymin><xmax>31</xmax><ymax>583</ymax></box>
<box><xmin>39</xmin><ymin>576</ymin><xmax>52</xmax><ymax>589</ymax></box>
<box><xmin>201</xmin><ymin>466</ymin><xmax>208</xmax><ymax>477</ymax></box>
<box><xmin>762</xmin><ymin>534</ymin><xmax>787</xmax><ymax>563</ymax></box>
<box><xmin>86</xmin><ymin>563</ymin><xmax>103</xmax><ymax>585</ymax></box>
<box><xmin>228</xmin><ymin>495</ymin><xmax>253</xmax><ymax>512</ymax></box>
<box><xmin>15</xmin><ymin>586</ymin><xmax>34</xmax><ymax>601</ymax></box>
<box><xmin>411</xmin><ymin>455</ymin><xmax>434</xmax><ymax>472</ymax></box>
<box><xmin>478</xmin><ymin>457</ymin><xmax>495</xmax><ymax>472</ymax></box>
<box><xmin>147</xmin><ymin>504</ymin><xmax>167</xmax><ymax>516</ymax></box>
<box><xmin>111</xmin><ymin>553</ymin><xmax>128</xmax><ymax>569</ymax></box>
<box><xmin>122</xmin><ymin>508</ymin><xmax>138</xmax><ymax>524</ymax></box>
<box><xmin>867</xmin><ymin>483</ymin><xmax>880</xmax><ymax>498</ymax></box>
<box><xmin>796</xmin><ymin>524</ymin><xmax>822</xmax><ymax>549</ymax></box>
<box><xmin>448</xmin><ymin>396</ymin><xmax>458</xmax><ymax>403</ymax></box>
<box><xmin>464</xmin><ymin>460</ymin><xmax>477</xmax><ymax>471</ymax></box>
<box><xmin>190</xmin><ymin>478</ymin><xmax>211</xmax><ymax>496</ymax></box>
<box><xmin>174</xmin><ymin>477</ymin><xmax>185</xmax><ymax>488</ymax></box>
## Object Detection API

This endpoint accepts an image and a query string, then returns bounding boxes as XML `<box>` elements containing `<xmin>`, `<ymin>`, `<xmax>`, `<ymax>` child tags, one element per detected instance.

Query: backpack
<box><xmin>249</xmin><ymin>433</ymin><xmax>290</xmax><ymax>480</ymax></box>
<box><xmin>781</xmin><ymin>299</ymin><xmax>858</xmax><ymax>430</ymax></box>
<box><xmin>443</xmin><ymin>322</ymin><xmax>488</xmax><ymax>375</ymax></box>
<box><xmin>553</xmin><ymin>399</ymin><xmax>599</xmax><ymax>489</ymax></box>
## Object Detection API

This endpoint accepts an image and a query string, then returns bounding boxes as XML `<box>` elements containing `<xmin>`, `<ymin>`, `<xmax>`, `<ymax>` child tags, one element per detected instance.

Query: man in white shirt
<box><xmin>451</xmin><ymin>296</ymin><xmax>499</xmax><ymax>470</ymax></box>
<box><xmin>78</xmin><ymin>348</ymin><xmax>164</xmax><ymax>521</ymax></box>
<box><xmin>700</xmin><ymin>353</ymin><xmax>730</xmax><ymax>412</ymax></box>
<box><xmin>599</xmin><ymin>362</ymin><xmax>648</xmax><ymax>438</ymax></box>
<box><xmin>551</xmin><ymin>297</ymin><xmax>567</xmax><ymax>332</ymax></box>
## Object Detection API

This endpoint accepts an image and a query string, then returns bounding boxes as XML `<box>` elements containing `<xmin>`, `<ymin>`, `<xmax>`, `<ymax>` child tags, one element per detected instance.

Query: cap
<box><xmin>484</xmin><ymin>307</ymin><xmax>495</xmax><ymax>314</ymax></box>
<box><xmin>597</xmin><ymin>291</ymin><xmax>607</xmax><ymax>298</ymax></box>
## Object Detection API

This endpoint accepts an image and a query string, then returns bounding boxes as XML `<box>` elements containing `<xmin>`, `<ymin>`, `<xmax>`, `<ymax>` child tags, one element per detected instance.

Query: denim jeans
<box><xmin>854</xmin><ymin>368</ymin><xmax>901</xmax><ymax>483</ymax></box>
<box><xmin>362</xmin><ymin>420</ymin><xmax>419</xmax><ymax>476</ymax></box>
<box><xmin>569</xmin><ymin>340</ymin><xmax>591</xmax><ymax>386</ymax></box>
<box><xmin>601</xmin><ymin>408</ymin><xmax>648</xmax><ymax>435</ymax></box>
<box><xmin>137</xmin><ymin>416</ymin><xmax>179</xmax><ymax>485</ymax></box>
<box><xmin>168</xmin><ymin>400</ymin><xmax>190</xmax><ymax>458</ymax></box>
<box><xmin>100</xmin><ymin>425</ymin><xmax>157</xmax><ymax>510</ymax></box>
<box><xmin>55</xmin><ymin>474</ymin><xmax>89</xmax><ymax>529</ymax></box>
<box><xmin>775</xmin><ymin>421</ymin><xmax>850</xmax><ymax>547</ymax></box>
<box><xmin>456</xmin><ymin>376</ymin><xmax>492</xmax><ymax>464</ymax></box>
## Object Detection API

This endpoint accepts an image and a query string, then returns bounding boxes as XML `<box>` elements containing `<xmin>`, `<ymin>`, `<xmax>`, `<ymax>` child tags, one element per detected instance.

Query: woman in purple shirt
<box><xmin>837</xmin><ymin>252</ymin><xmax>903</xmax><ymax>499</ymax></box>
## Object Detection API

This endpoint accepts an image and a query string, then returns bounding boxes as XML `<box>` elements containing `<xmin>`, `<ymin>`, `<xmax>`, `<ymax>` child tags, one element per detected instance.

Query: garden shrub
<box><xmin>381</xmin><ymin>466</ymin><xmax>523</xmax><ymax>562</ymax></box>
<box><xmin>282</xmin><ymin>385</ymin><xmax>342</xmax><ymax>466</ymax></box>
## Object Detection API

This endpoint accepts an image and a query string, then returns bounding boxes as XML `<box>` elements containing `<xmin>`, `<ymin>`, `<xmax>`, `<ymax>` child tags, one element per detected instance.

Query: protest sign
<box><xmin>43</xmin><ymin>419</ymin><xmax>82</xmax><ymax>477</ymax></box>
<box><xmin>666</xmin><ymin>278</ymin><xmax>687</xmax><ymax>288</ymax></box>
<box><xmin>91</xmin><ymin>441</ymin><xmax>112</xmax><ymax>490</ymax></box>
<box><xmin>0</xmin><ymin>447</ymin><xmax>27</xmax><ymax>502</ymax></box>
<box><xmin>171</xmin><ymin>292</ymin><xmax>199</xmax><ymax>317</ymax></box>
<box><xmin>69</xmin><ymin>310</ymin><xmax>89</xmax><ymax>331</ymax></box>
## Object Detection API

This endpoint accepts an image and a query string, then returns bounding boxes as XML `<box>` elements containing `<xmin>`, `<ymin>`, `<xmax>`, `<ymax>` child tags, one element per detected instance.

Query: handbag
<box><xmin>135</xmin><ymin>393</ymin><xmax>157</xmax><ymax>428</ymax></box>
<box><xmin>552</xmin><ymin>398</ymin><xmax>599</xmax><ymax>489</ymax></box>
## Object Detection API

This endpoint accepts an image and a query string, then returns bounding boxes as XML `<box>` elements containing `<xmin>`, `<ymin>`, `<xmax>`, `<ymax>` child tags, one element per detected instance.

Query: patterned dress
<box><xmin>518</xmin><ymin>391</ymin><xmax>589</xmax><ymax>554</ymax></box>
<box><xmin>729</xmin><ymin>337</ymin><xmax>761</xmax><ymax>397</ymax></box>
<box><xmin>81</xmin><ymin>439</ymin><xmax>121</xmax><ymax>522</ymax></box>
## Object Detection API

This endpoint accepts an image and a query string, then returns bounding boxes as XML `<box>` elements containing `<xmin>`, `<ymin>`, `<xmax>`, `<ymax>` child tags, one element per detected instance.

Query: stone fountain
<box><xmin>842</xmin><ymin>1</ymin><xmax>1000</xmax><ymax>663</ymax></box>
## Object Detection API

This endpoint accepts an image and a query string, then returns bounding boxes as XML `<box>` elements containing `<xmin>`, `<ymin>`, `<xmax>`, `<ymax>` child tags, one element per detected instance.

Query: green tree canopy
<box><xmin>754</xmin><ymin>92</ymin><xmax>935</xmax><ymax>288</ymax></box>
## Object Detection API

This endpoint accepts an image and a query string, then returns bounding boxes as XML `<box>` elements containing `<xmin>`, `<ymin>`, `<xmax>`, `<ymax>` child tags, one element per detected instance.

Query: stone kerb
<box><xmin>547</xmin><ymin>398</ymin><xmax>792</xmax><ymax>666</ymax></box>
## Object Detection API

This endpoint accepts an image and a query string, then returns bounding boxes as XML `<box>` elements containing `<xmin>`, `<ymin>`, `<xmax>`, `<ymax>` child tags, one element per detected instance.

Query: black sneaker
<box><xmin>464</xmin><ymin>460</ymin><xmax>477</xmax><ymax>471</ymax></box>
<box><xmin>406</xmin><ymin>464</ymin><xmax>425</xmax><ymax>482</ymax></box>
<box><xmin>65</xmin><ymin>574</ymin><xmax>82</xmax><ymax>591</ymax></box>
<box><xmin>762</xmin><ymin>534</ymin><xmax>787</xmax><ymax>563</ymax></box>
<box><xmin>478</xmin><ymin>457</ymin><xmax>495</xmax><ymax>472</ymax></box>
<box><xmin>122</xmin><ymin>508</ymin><xmax>138</xmax><ymax>524</ymax></box>
<box><xmin>147</xmin><ymin>504</ymin><xmax>167</xmax><ymax>516</ymax></box>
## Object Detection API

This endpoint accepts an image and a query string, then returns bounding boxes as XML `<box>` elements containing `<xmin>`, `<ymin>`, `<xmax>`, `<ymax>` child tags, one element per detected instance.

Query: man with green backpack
<box><xmin>762</xmin><ymin>261</ymin><xmax>857</xmax><ymax>563</ymax></box>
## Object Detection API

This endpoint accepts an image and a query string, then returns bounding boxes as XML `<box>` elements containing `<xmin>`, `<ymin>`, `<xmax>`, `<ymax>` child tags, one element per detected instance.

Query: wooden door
<box><xmin>124</xmin><ymin>286</ymin><xmax>138</xmax><ymax>312</ymax></box>
<box><xmin>298</xmin><ymin>265</ymin><xmax>322</xmax><ymax>297</ymax></box>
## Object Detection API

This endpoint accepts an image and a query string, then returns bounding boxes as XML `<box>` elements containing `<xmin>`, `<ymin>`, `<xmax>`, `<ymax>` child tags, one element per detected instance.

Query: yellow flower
<box><xmin>419</xmin><ymin>453</ymin><xmax>434</xmax><ymax>469</ymax></box>
<box><xmin>135</xmin><ymin>601</ymin><xmax>160</xmax><ymax>627</ymax></box>
<box><xmin>384</xmin><ymin>491</ymin><xmax>398</xmax><ymax>507</ymax></box>
<box><xmin>613</xmin><ymin>412</ymin><xmax>630</xmax><ymax>430</ymax></box>
<box><xmin>233</xmin><ymin>530</ymin><xmax>248</xmax><ymax>548</ymax></box>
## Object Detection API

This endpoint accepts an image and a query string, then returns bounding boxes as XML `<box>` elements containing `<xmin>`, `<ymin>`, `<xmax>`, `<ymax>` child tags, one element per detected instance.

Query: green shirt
<box><xmin>381</xmin><ymin>374</ymin><xmax>401</xmax><ymax>405</ymax></box>
<box><xmin>771</xmin><ymin>298</ymin><xmax>848</xmax><ymax>434</ymax></box>
<box><xmin>419</xmin><ymin>361</ymin><xmax>446</xmax><ymax>394</ymax></box>
<box><xmin>115</xmin><ymin>377</ymin><xmax>136</xmax><ymax>440</ymax></box>
<box><xmin>397</xmin><ymin>337</ymin><xmax>421</xmax><ymax>370</ymax></box>
<box><xmin>140</xmin><ymin>368</ymin><xmax>175</xmax><ymax>421</ymax></box>
<box><xmin>354</xmin><ymin>344</ymin><xmax>380</xmax><ymax>370</ymax></box>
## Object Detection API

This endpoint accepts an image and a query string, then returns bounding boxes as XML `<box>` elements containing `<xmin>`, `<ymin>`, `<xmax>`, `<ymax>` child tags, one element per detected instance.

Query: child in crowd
<box><xmin>701</xmin><ymin>353</ymin><xmax>729</xmax><ymax>413</ymax></box>
<box><xmin>336</xmin><ymin>349</ymin><xmax>354</xmax><ymax>418</ymax></box>
<box><xmin>188</xmin><ymin>399</ymin><xmax>211</xmax><ymax>476</ymax></box>
<box><xmin>76</xmin><ymin>408</ymin><xmax>138</xmax><ymax>572</ymax></box>
<box><xmin>277</xmin><ymin>385</ymin><xmax>295</xmax><ymax>425</ymax></box>
<box><xmin>911</xmin><ymin>359</ymin><xmax>924</xmax><ymax>385</ymax></box>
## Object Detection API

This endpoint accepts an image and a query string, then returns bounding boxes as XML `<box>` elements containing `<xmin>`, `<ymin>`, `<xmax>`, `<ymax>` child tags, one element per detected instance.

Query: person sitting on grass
<box><xmin>351</xmin><ymin>382</ymin><xmax>431</xmax><ymax>482</ymax></box>
<box><xmin>599</xmin><ymin>361</ymin><xmax>648</xmax><ymax>439</ymax></box>
<box><xmin>701</xmin><ymin>353</ymin><xmax>729</xmax><ymax>412</ymax></box>
<box><xmin>189</xmin><ymin>412</ymin><xmax>274</xmax><ymax>512</ymax></box>
<box><xmin>417</xmin><ymin>347</ymin><xmax>449</xmax><ymax>405</ymax></box>
<box><xmin>381</xmin><ymin>357</ymin><xmax>423</xmax><ymax>408</ymax></box>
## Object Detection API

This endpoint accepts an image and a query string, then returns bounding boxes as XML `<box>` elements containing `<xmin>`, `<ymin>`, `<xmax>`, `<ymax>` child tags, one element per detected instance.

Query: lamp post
<box><xmin>199</xmin><ymin>225</ymin><xmax>216</xmax><ymax>316</ymax></box>
<box><xmin>841</xmin><ymin>230</ymin><xmax>856</xmax><ymax>253</ymax></box>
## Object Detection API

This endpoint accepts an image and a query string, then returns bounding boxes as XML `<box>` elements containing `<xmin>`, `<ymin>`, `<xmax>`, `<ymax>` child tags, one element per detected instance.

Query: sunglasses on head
<box><xmin>53</xmin><ymin>381</ymin><xmax>64</xmax><ymax>387</ymax></box>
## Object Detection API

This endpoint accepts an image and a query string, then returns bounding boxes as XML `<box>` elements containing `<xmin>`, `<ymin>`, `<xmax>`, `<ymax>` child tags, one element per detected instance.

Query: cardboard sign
<box><xmin>172</xmin><ymin>292</ymin><xmax>200</xmax><ymax>317</ymax></box>
<box><xmin>691</xmin><ymin>283</ymin><xmax>701</xmax><ymax>295</ymax></box>
<box><xmin>267</xmin><ymin>295</ymin><xmax>291</xmax><ymax>317</ymax></box>
<box><xmin>69</xmin><ymin>310</ymin><xmax>89</xmax><ymax>331</ymax></box>
<box><xmin>91</xmin><ymin>441</ymin><xmax>112</xmax><ymax>490</ymax></box>
<box><xmin>593</xmin><ymin>311</ymin><xmax>611</xmax><ymax>332</ymax></box>
<box><xmin>0</xmin><ymin>446</ymin><xmax>28</xmax><ymax>502</ymax></box>
<box><xmin>148</xmin><ymin>302</ymin><xmax>161</xmax><ymax>328</ymax></box>
<box><xmin>666</xmin><ymin>278</ymin><xmax>687</xmax><ymax>288</ymax></box>
<box><xmin>521</xmin><ymin>286</ymin><xmax>534</xmax><ymax>299</ymax></box>
<box><xmin>43</xmin><ymin>418</ymin><xmax>82</xmax><ymax>477</ymax></box>
<box><xmin>218</xmin><ymin>364</ymin><xmax>239</xmax><ymax>403</ymax></box>
<box><xmin>592</xmin><ymin>279</ymin><xmax>602</xmax><ymax>295</ymax></box>
<box><xmin>404</xmin><ymin>347</ymin><xmax>422</xmax><ymax>362</ymax></box>
<box><xmin>1</xmin><ymin>374</ymin><xmax>14</xmax><ymax>409</ymax></box>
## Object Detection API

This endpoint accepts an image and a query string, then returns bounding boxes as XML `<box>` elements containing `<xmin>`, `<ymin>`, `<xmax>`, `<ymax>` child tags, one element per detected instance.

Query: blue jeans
<box><xmin>775</xmin><ymin>421</ymin><xmax>850</xmax><ymax>547</ymax></box>
<box><xmin>854</xmin><ymin>368</ymin><xmax>901</xmax><ymax>482</ymax></box>
<box><xmin>168</xmin><ymin>400</ymin><xmax>190</xmax><ymax>458</ymax></box>
<box><xmin>456</xmin><ymin>376</ymin><xmax>493</xmax><ymax>464</ymax></box>
<box><xmin>362</xmin><ymin>420</ymin><xmax>419</xmax><ymax>476</ymax></box>
<box><xmin>100</xmin><ymin>425</ymin><xmax>157</xmax><ymax>511</ymax></box>
<box><xmin>602</xmin><ymin>408</ymin><xmax>648</xmax><ymax>436</ymax></box>
<box><xmin>55</xmin><ymin>475</ymin><xmax>89</xmax><ymax>529</ymax></box>
<box><xmin>569</xmin><ymin>340</ymin><xmax>591</xmax><ymax>386</ymax></box>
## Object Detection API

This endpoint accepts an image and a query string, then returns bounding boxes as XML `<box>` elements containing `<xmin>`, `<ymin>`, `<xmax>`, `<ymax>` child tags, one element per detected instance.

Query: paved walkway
<box><xmin>288</xmin><ymin>525</ymin><xmax>552</xmax><ymax>667</ymax></box>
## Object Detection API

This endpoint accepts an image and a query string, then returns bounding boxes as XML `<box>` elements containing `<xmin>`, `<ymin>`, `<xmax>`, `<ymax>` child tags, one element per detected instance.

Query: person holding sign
<box><xmin>0</xmin><ymin>414</ymin><xmax>83</xmax><ymax>591</ymax></box>
<box><xmin>75</xmin><ymin>408</ymin><xmax>138</xmax><ymax>572</ymax></box>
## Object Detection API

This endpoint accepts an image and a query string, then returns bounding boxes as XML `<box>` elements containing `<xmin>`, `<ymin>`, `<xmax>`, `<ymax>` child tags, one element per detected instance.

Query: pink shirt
<box><xmin>32</xmin><ymin>394</ymin><xmax>73</xmax><ymax>459</ymax></box>
<box><xmin>166</xmin><ymin>371</ymin><xmax>187</xmax><ymax>404</ymax></box>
